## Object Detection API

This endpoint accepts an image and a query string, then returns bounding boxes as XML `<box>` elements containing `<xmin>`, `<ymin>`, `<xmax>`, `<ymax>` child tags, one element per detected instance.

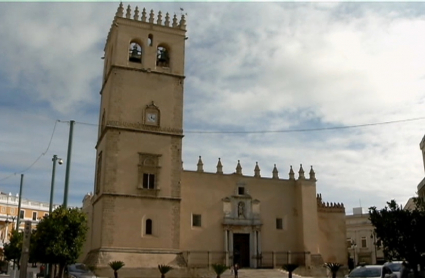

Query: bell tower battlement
<box><xmin>102</xmin><ymin>3</ymin><xmax>187</xmax><ymax>83</ymax></box>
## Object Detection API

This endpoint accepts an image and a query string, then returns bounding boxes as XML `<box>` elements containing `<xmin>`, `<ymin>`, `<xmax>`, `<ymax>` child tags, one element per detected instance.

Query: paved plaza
<box><xmin>209</xmin><ymin>268</ymin><xmax>311</xmax><ymax>278</ymax></box>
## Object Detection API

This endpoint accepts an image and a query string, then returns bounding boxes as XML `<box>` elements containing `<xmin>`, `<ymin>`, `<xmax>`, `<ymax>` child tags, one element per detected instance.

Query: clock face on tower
<box><xmin>145</xmin><ymin>101</ymin><xmax>160</xmax><ymax>126</ymax></box>
<box><xmin>145</xmin><ymin>111</ymin><xmax>159</xmax><ymax>126</ymax></box>
<box><xmin>147</xmin><ymin>113</ymin><xmax>157</xmax><ymax>123</ymax></box>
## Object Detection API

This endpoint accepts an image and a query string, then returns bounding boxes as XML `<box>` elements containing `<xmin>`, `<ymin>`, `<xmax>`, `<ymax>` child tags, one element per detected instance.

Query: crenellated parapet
<box><xmin>316</xmin><ymin>193</ymin><xmax>345</xmax><ymax>213</ymax></box>
<box><xmin>115</xmin><ymin>2</ymin><xmax>186</xmax><ymax>30</ymax></box>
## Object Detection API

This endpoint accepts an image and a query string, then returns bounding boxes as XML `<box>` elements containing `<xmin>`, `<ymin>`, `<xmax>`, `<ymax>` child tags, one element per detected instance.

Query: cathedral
<box><xmin>81</xmin><ymin>3</ymin><xmax>347</xmax><ymax>277</ymax></box>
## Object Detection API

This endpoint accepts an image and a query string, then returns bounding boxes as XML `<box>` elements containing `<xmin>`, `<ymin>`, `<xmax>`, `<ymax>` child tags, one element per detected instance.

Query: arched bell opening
<box><xmin>129</xmin><ymin>42</ymin><xmax>142</xmax><ymax>63</ymax></box>
<box><xmin>156</xmin><ymin>45</ymin><xmax>170</xmax><ymax>67</ymax></box>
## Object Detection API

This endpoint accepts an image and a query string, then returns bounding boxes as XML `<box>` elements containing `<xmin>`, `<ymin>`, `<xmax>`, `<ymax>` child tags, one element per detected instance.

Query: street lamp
<box><xmin>46</xmin><ymin>155</ymin><xmax>62</xmax><ymax>278</ymax></box>
<box><xmin>49</xmin><ymin>155</ymin><xmax>63</xmax><ymax>214</ymax></box>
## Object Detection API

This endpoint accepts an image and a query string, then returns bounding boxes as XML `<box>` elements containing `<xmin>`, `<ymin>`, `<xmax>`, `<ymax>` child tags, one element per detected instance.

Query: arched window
<box><xmin>146</xmin><ymin>219</ymin><xmax>152</xmax><ymax>235</ymax></box>
<box><xmin>129</xmin><ymin>42</ymin><xmax>142</xmax><ymax>63</ymax></box>
<box><xmin>156</xmin><ymin>45</ymin><xmax>170</xmax><ymax>67</ymax></box>
<box><xmin>148</xmin><ymin>34</ymin><xmax>153</xmax><ymax>47</ymax></box>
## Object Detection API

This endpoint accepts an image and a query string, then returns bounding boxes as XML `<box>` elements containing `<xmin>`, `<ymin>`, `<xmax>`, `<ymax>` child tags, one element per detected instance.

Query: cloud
<box><xmin>0</xmin><ymin>2</ymin><xmax>424</xmax><ymax>212</ymax></box>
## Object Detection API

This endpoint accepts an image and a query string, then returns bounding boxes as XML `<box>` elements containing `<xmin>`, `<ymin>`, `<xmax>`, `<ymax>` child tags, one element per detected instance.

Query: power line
<box><xmin>1</xmin><ymin>115</ymin><xmax>423</xmax><ymax>183</ymax></box>
<box><xmin>0</xmin><ymin>120</ymin><xmax>60</xmax><ymax>182</ymax></box>
<box><xmin>77</xmin><ymin>116</ymin><xmax>425</xmax><ymax>134</ymax></box>
<box><xmin>185</xmin><ymin>116</ymin><xmax>425</xmax><ymax>134</ymax></box>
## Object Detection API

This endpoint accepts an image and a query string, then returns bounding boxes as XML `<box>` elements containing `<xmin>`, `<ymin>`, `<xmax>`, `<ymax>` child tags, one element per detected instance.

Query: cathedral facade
<box><xmin>82</xmin><ymin>3</ymin><xmax>347</xmax><ymax>276</ymax></box>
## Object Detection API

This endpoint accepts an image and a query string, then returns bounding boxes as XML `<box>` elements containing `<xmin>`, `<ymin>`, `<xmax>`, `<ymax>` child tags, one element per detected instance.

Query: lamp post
<box><xmin>49</xmin><ymin>155</ymin><xmax>63</xmax><ymax>213</ymax></box>
<box><xmin>46</xmin><ymin>155</ymin><xmax>62</xmax><ymax>278</ymax></box>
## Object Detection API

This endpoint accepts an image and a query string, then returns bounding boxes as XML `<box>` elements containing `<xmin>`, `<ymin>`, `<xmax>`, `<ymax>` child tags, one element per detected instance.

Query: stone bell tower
<box><xmin>85</xmin><ymin>3</ymin><xmax>187</xmax><ymax>268</ymax></box>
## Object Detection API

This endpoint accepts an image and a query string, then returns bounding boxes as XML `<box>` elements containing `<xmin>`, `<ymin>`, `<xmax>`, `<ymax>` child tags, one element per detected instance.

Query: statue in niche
<box><xmin>238</xmin><ymin>202</ymin><xmax>245</xmax><ymax>218</ymax></box>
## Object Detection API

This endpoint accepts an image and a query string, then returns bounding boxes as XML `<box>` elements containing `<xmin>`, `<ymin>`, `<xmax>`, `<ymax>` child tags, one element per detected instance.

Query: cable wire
<box><xmin>76</xmin><ymin>116</ymin><xmax>425</xmax><ymax>134</ymax></box>
<box><xmin>185</xmin><ymin>116</ymin><xmax>425</xmax><ymax>134</ymax></box>
<box><xmin>0</xmin><ymin>120</ymin><xmax>60</xmax><ymax>182</ymax></box>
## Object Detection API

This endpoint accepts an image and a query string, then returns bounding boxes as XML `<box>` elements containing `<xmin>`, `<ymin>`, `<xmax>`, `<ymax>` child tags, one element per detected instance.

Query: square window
<box><xmin>238</xmin><ymin>187</ymin><xmax>245</xmax><ymax>195</ymax></box>
<box><xmin>192</xmin><ymin>214</ymin><xmax>202</xmax><ymax>227</ymax></box>
<box><xmin>276</xmin><ymin>218</ymin><xmax>283</xmax><ymax>230</ymax></box>
<box><xmin>143</xmin><ymin>173</ymin><xmax>155</xmax><ymax>189</ymax></box>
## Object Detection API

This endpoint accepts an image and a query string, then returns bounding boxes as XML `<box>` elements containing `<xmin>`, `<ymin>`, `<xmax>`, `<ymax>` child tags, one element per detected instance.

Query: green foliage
<box><xmin>31</xmin><ymin>206</ymin><xmax>88</xmax><ymax>278</ymax></box>
<box><xmin>324</xmin><ymin>262</ymin><xmax>342</xmax><ymax>272</ymax></box>
<box><xmin>108</xmin><ymin>261</ymin><xmax>125</xmax><ymax>271</ymax></box>
<box><xmin>109</xmin><ymin>261</ymin><xmax>124</xmax><ymax>278</ymax></box>
<box><xmin>158</xmin><ymin>265</ymin><xmax>173</xmax><ymax>278</ymax></box>
<box><xmin>324</xmin><ymin>263</ymin><xmax>342</xmax><ymax>278</ymax></box>
<box><xmin>369</xmin><ymin>200</ymin><xmax>425</xmax><ymax>273</ymax></box>
<box><xmin>3</xmin><ymin>229</ymin><xmax>23</xmax><ymax>267</ymax></box>
<box><xmin>211</xmin><ymin>264</ymin><xmax>228</xmax><ymax>278</ymax></box>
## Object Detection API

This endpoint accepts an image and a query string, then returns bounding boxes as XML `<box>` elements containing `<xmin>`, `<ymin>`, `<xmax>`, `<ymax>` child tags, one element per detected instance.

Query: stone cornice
<box><xmin>100</xmin><ymin>66</ymin><xmax>185</xmax><ymax>95</ymax></box>
<box><xmin>96</xmin><ymin>121</ymin><xmax>183</xmax><ymax>148</ymax></box>
<box><xmin>91</xmin><ymin>192</ymin><xmax>181</xmax><ymax>206</ymax></box>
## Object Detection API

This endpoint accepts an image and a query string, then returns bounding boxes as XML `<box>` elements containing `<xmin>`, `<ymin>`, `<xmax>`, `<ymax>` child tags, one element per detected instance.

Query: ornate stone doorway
<box><xmin>233</xmin><ymin>233</ymin><xmax>250</xmax><ymax>267</ymax></box>
<box><xmin>222</xmin><ymin>181</ymin><xmax>263</xmax><ymax>268</ymax></box>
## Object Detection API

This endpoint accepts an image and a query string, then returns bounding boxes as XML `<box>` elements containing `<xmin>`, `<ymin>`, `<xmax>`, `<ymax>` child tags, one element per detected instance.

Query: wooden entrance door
<box><xmin>233</xmin><ymin>233</ymin><xmax>250</xmax><ymax>267</ymax></box>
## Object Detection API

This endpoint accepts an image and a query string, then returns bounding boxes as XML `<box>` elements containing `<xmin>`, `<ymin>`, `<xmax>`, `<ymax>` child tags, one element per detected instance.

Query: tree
<box><xmin>324</xmin><ymin>262</ymin><xmax>342</xmax><ymax>278</ymax></box>
<box><xmin>282</xmin><ymin>264</ymin><xmax>299</xmax><ymax>278</ymax></box>
<box><xmin>211</xmin><ymin>263</ymin><xmax>228</xmax><ymax>278</ymax></box>
<box><xmin>3</xmin><ymin>229</ymin><xmax>23</xmax><ymax>269</ymax></box>
<box><xmin>31</xmin><ymin>206</ymin><xmax>88</xmax><ymax>278</ymax></box>
<box><xmin>369</xmin><ymin>199</ymin><xmax>425</xmax><ymax>278</ymax></box>
<box><xmin>158</xmin><ymin>265</ymin><xmax>173</xmax><ymax>278</ymax></box>
<box><xmin>108</xmin><ymin>261</ymin><xmax>124</xmax><ymax>278</ymax></box>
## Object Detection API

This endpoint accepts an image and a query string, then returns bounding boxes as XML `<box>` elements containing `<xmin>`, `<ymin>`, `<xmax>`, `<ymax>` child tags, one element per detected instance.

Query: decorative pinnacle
<box><xmin>126</xmin><ymin>5</ymin><xmax>131</xmax><ymax>19</ymax></box>
<box><xmin>298</xmin><ymin>164</ymin><xmax>305</xmax><ymax>179</ymax></box>
<box><xmin>289</xmin><ymin>165</ymin><xmax>295</xmax><ymax>180</ymax></box>
<box><xmin>254</xmin><ymin>162</ymin><xmax>261</xmax><ymax>178</ymax></box>
<box><xmin>172</xmin><ymin>14</ymin><xmax>178</xmax><ymax>27</ymax></box>
<box><xmin>216</xmin><ymin>158</ymin><xmax>223</xmax><ymax>174</ymax></box>
<box><xmin>272</xmin><ymin>164</ymin><xmax>279</xmax><ymax>179</ymax></box>
<box><xmin>149</xmin><ymin>9</ymin><xmax>155</xmax><ymax>23</ymax></box>
<box><xmin>309</xmin><ymin>165</ymin><xmax>316</xmax><ymax>181</ymax></box>
<box><xmin>179</xmin><ymin>14</ymin><xmax>186</xmax><ymax>30</ymax></box>
<box><xmin>116</xmin><ymin>2</ymin><xmax>124</xmax><ymax>17</ymax></box>
<box><xmin>141</xmin><ymin>8</ymin><xmax>147</xmax><ymax>22</ymax></box>
<box><xmin>165</xmin><ymin>12</ymin><xmax>170</xmax><ymax>27</ymax></box>
<box><xmin>197</xmin><ymin>156</ymin><xmax>204</xmax><ymax>173</ymax></box>
<box><xmin>236</xmin><ymin>160</ymin><xmax>242</xmax><ymax>175</ymax></box>
<box><xmin>134</xmin><ymin>6</ymin><xmax>139</xmax><ymax>20</ymax></box>
<box><xmin>157</xmin><ymin>11</ymin><xmax>163</xmax><ymax>25</ymax></box>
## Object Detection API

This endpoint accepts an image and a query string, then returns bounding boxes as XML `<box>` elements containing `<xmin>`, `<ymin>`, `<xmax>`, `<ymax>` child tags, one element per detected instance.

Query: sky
<box><xmin>0</xmin><ymin>2</ymin><xmax>425</xmax><ymax>213</ymax></box>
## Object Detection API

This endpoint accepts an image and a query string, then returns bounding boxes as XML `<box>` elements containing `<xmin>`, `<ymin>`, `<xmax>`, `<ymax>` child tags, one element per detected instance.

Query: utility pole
<box><xmin>63</xmin><ymin>120</ymin><xmax>75</xmax><ymax>208</ymax></box>
<box><xmin>19</xmin><ymin>221</ymin><xmax>31</xmax><ymax>278</ymax></box>
<box><xmin>50</xmin><ymin>155</ymin><xmax>63</xmax><ymax>213</ymax></box>
<box><xmin>16</xmin><ymin>174</ymin><xmax>24</xmax><ymax>231</ymax></box>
